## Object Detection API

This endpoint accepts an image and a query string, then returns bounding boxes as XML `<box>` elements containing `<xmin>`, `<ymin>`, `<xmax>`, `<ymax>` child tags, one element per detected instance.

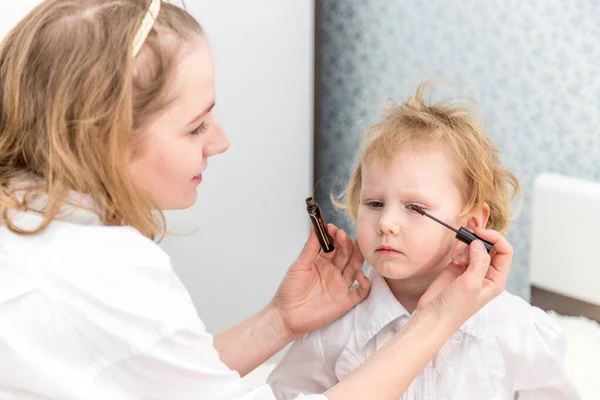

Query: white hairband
<box><xmin>132</xmin><ymin>0</ymin><xmax>161</xmax><ymax>57</ymax></box>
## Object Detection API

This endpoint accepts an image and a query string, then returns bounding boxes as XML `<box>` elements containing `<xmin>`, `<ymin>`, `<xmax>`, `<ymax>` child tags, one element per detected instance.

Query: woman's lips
<box><xmin>192</xmin><ymin>174</ymin><xmax>203</xmax><ymax>184</ymax></box>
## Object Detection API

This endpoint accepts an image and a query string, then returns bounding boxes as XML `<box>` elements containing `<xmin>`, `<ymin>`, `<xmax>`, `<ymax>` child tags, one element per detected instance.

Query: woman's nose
<box><xmin>206</xmin><ymin>123</ymin><xmax>230</xmax><ymax>157</ymax></box>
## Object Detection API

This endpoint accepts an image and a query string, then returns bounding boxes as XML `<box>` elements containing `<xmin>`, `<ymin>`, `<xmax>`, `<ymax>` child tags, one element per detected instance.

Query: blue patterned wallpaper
<box><xmin>315</xmin><ymin>0</ymin><xmax>600</xmax><ymax>299</ymax></box>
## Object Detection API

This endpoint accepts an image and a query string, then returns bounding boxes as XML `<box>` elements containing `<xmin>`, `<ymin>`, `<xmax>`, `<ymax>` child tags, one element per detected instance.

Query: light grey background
<box><xmin>161</xmin><ymin>0</ymin><xmax>314</xmax><ymax>335</ymax></box>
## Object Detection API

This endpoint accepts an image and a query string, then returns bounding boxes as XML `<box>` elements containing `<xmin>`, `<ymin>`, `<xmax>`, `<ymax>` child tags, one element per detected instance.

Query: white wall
<box><xmin>0</xmin><ymin>2</ymin><xmax>40</xmax><ymax>39</ymax></box>
<box><xmin>0</xmin><ymin>1</ymin><xmax>315</xmax><ymax>336</ymax></box>
<box><xmin>161</xmin><ymin>1</ymin><xmax>314</xmax><ymax>335</ymax></box>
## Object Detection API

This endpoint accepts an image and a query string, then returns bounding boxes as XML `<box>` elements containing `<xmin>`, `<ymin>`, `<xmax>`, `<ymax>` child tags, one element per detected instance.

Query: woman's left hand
<box><xmin>271</xmin><ymin>224</ymin><xmax>371</xmax><ymax>339</ymax></box>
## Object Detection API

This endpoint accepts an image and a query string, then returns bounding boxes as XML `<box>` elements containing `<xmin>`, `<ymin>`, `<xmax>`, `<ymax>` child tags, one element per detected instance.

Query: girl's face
<box><xmin>356</xmin><ymin>142</ymin><xmax>469</xmax><ymax>280</ymax></box>
<box><xmin>129</xmin><ymin>37</ymin><xmax>229</xmax><ymax>210</ymax></box>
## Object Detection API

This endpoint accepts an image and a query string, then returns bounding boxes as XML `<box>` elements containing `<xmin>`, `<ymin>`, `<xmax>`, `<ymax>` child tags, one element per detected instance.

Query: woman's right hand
<box><xmin>416</xmin><ymin>228</ymin><xmax>513</xmax><ymax>328</ymax></box>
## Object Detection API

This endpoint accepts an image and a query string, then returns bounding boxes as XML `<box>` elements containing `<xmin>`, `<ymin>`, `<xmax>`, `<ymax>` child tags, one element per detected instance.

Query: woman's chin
<box><xmin>160</xmin><ymin>190</ymin><xmax>198</xmax><ymax>211</ymax></box>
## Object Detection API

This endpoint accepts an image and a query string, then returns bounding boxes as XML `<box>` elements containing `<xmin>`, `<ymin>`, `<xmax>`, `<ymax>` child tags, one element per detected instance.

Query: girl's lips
<box><xmin>376</xmin><ymin>245</ymin><xmax>400</xmax><ymax>253</ymax></box>
<box><xmin>375</xmin><ymin>246</ymin><xmax>403</xmax><ymax>256</ymax></box>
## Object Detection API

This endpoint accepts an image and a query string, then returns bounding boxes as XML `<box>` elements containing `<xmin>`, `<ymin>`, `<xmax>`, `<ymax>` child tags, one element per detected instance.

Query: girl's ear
<box><xmin>465</xmin><ymin>202</ymin><xmax>490</xmax><ymax>230</ymax></box>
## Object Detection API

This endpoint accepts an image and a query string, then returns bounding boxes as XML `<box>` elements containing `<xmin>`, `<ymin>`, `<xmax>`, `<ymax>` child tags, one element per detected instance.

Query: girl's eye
<box><xmin>190</xmin><ymin>122</ymin><xmax>208</xmax><ymax>136</ymax></box>
<box><xmin>406</xmin><ymin>203</ymin><xmax>427</xmax><ymax>213</ymax></box>
<box><xmin>368</xmin><ymin>200</ymin><xmax>384</xmax><ymax>209</ymax></box>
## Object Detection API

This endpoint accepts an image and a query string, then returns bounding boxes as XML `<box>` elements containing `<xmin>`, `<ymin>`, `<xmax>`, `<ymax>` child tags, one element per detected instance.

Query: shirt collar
<box><xmin>353</xmin><ymin>266</ymin><xmax>489</xmax><ymax>349</ymax></box>
<box><xmin>11</xmin><ymin>179</ymin><xmax>103</xmax><ymax>227</ymax></box>
<box><xmin>57</xmin><ymin>195</ymin><xmax>103</xmax><ymax>225</ymax></box>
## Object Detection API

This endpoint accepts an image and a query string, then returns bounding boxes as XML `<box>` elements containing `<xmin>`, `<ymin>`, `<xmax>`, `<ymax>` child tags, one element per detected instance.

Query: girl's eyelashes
<box><xmin>361</xmin><ymin>198</ymin><xmax>429</xmax><ymax>212</ymax></box>
<box><xmin>369</xmin><ymin>200</ymin><xmax>384</xmax><ymax>208</ymax></box>
<box><xmin>406</xmin><ymin>202</ymin><xmax>426</xmax><ymax>211</ymax></box>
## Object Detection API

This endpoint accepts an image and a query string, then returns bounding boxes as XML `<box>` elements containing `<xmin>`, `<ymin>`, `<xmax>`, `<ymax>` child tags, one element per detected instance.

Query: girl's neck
<box><xmin>384</xmin><ymin>262</ymin><xmax>447</xmax><ymax>314</ymax></box>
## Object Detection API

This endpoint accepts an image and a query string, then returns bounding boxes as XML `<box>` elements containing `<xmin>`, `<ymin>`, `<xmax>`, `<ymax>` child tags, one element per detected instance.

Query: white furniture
<box><xmin>530</xmin><ymin>173</ymin><xmax>600</xmax><ymax>306</ymax></box>
<box><xmin>530</xmin><ymin>173</ymin><xmax>600</xmax><ymax>399</ymax></box>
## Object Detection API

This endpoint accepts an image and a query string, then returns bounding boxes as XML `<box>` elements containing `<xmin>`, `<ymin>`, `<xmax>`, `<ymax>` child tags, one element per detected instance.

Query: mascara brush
<box><xmin>406</xmin><ymin>204</ymin><xmax>494</xmax><ymax>253</ymax></box>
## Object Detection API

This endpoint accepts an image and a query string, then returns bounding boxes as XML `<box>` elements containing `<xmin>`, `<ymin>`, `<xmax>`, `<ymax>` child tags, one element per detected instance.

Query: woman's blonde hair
<box><xmin>0</xmin><ymin>0</ymin><xmax>203</xmax><ymax>239</ymax></box>
<box><xmin>335</xmin><ymin>81</ymin><xmax>521</xmax><ymax>235</ymax></box>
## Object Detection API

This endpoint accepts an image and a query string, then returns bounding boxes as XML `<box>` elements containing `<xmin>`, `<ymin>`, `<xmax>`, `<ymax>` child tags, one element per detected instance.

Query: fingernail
<box><xmin>451</xmin><ymin>246</ymin><xmax>460</xmax><ymax>259</ymax></box>
<box><xmin>454</xmin><ymin>253</ymin><xmax>468</xmax><ymax>264</ymax></box>
<box><xmin>474</xmin><ymin>240</ymin><xmax>485</xmax><ymax>250</ymax></box>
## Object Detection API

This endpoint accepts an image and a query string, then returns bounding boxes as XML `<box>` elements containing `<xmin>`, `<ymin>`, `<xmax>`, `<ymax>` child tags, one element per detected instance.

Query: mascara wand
<box><xmin>406</xmin><ymin>204</ymin><xmax>494</xmax><ymax>253</ymax></box>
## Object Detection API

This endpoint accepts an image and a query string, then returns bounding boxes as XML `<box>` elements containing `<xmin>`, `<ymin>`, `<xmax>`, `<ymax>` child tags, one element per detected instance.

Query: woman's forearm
<box><xmin>324</xmin><ymin>309</ymin><xmax>458</xmax><ymax>399</ymax></box>
<box><xmin>214</xmin><ymin>302</ymin><xmax>292</xmax><ymax>377</ymax></box>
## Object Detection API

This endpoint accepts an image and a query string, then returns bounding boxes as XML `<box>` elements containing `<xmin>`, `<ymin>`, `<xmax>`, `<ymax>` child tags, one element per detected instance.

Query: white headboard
<box><xmin>530</xmin><ymin>173</ymin><xmax>600</xmax><ymax>307</ymax></box>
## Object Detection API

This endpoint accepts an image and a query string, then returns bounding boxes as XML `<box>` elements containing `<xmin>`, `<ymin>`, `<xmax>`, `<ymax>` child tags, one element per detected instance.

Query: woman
<box><xmin>0</xmin><ymin>1</ymin><xmax>513</xmax><ymax>399</ymax></box>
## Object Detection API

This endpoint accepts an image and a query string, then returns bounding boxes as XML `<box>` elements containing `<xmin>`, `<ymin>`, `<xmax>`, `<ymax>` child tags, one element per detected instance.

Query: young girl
<box><xmin>0</xmin><ymin>1</ymin><xmax>514</xmax><ymax>399</ymax></box>
<box><xmin>268</xmin><ymin>82</ymin><xmax>580</xmax><ymax>399</ymax></box>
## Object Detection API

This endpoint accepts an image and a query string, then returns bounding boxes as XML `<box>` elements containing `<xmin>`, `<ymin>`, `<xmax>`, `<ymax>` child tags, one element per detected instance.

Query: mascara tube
<box><xmin>406</xmin><ymin>204</ymin><xmax>494</xmax><ymax>253</ymax></box>
<box><xmin>305</xmin><ymin>197</ymin><xmax>335</xmax><ymax>253</ymax></box>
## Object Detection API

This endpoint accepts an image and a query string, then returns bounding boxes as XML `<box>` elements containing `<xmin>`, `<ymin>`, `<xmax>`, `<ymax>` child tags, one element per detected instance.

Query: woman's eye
<box><xmin>190</xmin><ymin>121</ymin><xmax>208</xmax><ymax>136</ymax></box>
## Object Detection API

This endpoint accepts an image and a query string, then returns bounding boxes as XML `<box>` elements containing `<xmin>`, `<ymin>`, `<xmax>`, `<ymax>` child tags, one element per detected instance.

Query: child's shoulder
<box><xmin>310</xmin><ymin>270</ymin><xmax>384</xmax><ymax>344</ymax></box>
<box><xmin>285</xmin><ymin>303</ymin><xmax>358</xmax><ymax>373</ymax></box>
<box><xmin>484</xmin><ymin>290</ymin><xmax>563</xmax><ymax>345</ymax></box>
<box><xmin>487</xmin><ymin>290</ymin><xmax>552</xmax><ymax>323</ymax></box>
<box><xmin>307</xmin><ymin>301</ymin><xmax>358</xmax><ymax>347</ymax></box>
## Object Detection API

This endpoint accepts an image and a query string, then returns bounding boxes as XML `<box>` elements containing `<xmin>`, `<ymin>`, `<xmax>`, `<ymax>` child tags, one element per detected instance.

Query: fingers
<box><xmin>450</xmin><ymin>241</ymin><xmax>469</xmax><ymax>266</ymax></box>
<box><xmin>333</xmin><ymin>227</ymin><xmax>354</xmax><ymax>270</ymax></box>
<box><xmin>350</xmin><ymin>270</ymin><xmax>371</xmax><ymax>306</ymax></box>
<box><xmin>311</xmin><ymin>223</ymin><xmax>368</xmax><ymax>291</ymax></box>
<box><xmin>296</xmin><ymin>225</ymin><xmax>321</xmax><ymax>265</ymax></box>
<box><xmin>343</xmin><ymin>239</ymin><xmax>365</xmax><ymax>285</ymax></box>
<box><xmin>463</xmin><ymin>240</ymin><xmax>491</xmax><ymax>287</ymax></box>
<box><xmin>417</xmin><ymin>262</ymin><xmax>464</xmax><ymax>308</ymax></box>
<box><xmin>459</xmin><ymin>229</ymin><xmax>513</xmax><ymax>305</ymax></box>
<box><xmin>318</xmin><ymin>224</ymin><xmax>356</xmax><ymax>274</ymax></box>
<box><xmin>474</xmin><ymin>228</ymin><xmax>513</xmax><ymax>282</ymax></box>
<box><xmin>318</xmin><ymin>224</ymin><xmax>340</xmax><ymax>262</ymax></box>
<box><xmin>451</xmin><ymin>228</ymin><xmax>513</xmax><ymax>286</ymax></box>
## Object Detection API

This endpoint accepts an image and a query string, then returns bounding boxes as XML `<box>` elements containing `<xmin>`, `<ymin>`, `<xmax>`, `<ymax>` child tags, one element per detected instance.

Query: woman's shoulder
<box><xmin>1</xmin><ymin>207</ymin><xmax>170</xmax><ymax>269</ymax></box>
<box><xmin>0</xmin><ymin>209</ymin><xmax>197</xmax><ymax>355</ymax></box>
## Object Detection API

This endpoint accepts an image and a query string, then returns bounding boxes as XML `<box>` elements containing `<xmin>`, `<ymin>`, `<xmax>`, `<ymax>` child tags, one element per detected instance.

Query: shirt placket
<box><xmin>422</xmin><ymin>362</ymin><xmax>435</xmax><ymax>400</ymax></box>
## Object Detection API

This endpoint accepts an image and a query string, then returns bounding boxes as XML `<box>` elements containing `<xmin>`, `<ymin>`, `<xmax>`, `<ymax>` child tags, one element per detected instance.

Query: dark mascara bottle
<box><xmin>305</xmin><ymin>197</ymin><xmax>335</xmax><ymax>253</ymax></box>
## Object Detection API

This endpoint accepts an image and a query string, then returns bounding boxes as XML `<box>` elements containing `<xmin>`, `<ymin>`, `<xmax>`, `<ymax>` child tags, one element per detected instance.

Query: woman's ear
<box><xmin>465</xmin><ymin>202</ymin><xmax>490</xmax><ymax>230</ymax></box>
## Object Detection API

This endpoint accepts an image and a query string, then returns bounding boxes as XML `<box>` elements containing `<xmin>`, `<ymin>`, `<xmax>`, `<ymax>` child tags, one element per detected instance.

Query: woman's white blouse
<box><xmin>0</xmin><ymin>206</ymin><xmax>324</xmax><ymax>400</ymax></box>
